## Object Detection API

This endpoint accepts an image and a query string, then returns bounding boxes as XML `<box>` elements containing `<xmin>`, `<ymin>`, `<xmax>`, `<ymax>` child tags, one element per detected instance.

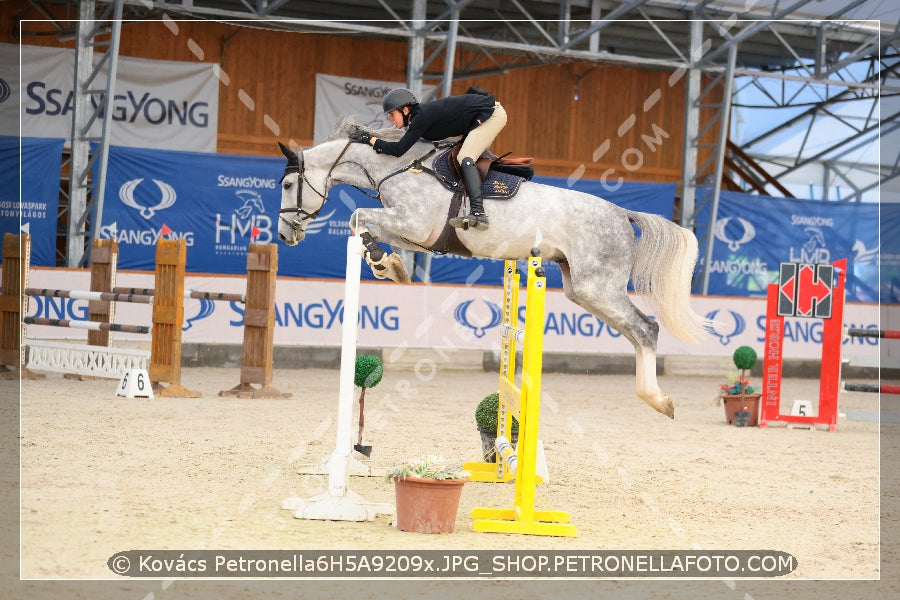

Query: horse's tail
<box><xmin>627</xmin><ymin>211</ymin><xmax>710</xmax><ymax>345</ymax></box>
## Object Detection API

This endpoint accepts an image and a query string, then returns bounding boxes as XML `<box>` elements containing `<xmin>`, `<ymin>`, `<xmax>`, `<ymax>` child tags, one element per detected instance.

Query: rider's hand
<box><xmin>349</xmin><ymin>129</ymin><xmax>373</xmax><ymax>145</ymax></box>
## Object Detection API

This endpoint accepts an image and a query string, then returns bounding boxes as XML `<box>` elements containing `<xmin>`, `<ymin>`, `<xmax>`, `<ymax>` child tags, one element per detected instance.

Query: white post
<box><xmin>283</xmin><ymin>236</ymin><xmax>393</xmax><ymax>521</ymax></box>
<box><xmin>328</xmin><ymin>234</ymin><xmax>364</xmax><ymax>496</ymax></box>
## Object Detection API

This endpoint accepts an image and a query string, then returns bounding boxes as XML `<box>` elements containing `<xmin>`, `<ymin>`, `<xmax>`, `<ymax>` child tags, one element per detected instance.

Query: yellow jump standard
<box><xmin>469</xmin><ymin>251</ymin><xmax>576</xmax><ymax>537</ymax></box>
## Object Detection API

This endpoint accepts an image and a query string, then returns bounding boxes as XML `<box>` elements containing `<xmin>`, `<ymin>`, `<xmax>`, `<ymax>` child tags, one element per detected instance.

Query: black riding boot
<box><xmin>450</xmin><ymin>158</ymin><xmax>490</xmax><ymax>231</ymax></box>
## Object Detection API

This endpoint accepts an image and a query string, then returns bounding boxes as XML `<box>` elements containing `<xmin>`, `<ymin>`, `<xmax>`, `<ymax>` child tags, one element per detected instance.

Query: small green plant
<box><xmin>720</xmin><ymin>346</ymin><xmax>759</xmax><ymax>395</ymax></box>
<box><xmin>354</xmin><ymin>354</ymin><xmax>383</xmax><ymax>389</ymax></box>
<box><xmin>353</xmin><ymin>355</ymin><xmax>383</xmax><ymax>457</ymax></box>
<box><xmin>720</xmin><ymin>373</ymin><xmax>755</xmax><ymax>395</ymax></box>
<box><xmin>732</xmin><ymin>345</ymin><xmax>757</xmax><ymax>371</ymax></box>
<box><xmin>385</xmin><ymin>455</ymin><xmax>469</xmax><ymax>481</ymax></box>
<box><xmin>475</xmin><ymin>392</ymin><xmax>519</xmax><ymax>433</ymax></box>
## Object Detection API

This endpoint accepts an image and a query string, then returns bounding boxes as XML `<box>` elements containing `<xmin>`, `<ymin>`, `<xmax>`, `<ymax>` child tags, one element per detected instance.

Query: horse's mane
<box><xmin>328</xmin><ymin>115</ymin><xmax>461</xmax><ymax>149</ymax></box>
<box><xmin>328</xmin><ymin>116</ymin><xmax>404</xmax><ymax>142</ymax></box>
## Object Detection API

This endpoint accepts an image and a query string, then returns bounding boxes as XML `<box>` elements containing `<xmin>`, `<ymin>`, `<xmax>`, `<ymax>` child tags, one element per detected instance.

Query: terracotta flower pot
<box><xmin>391</xmin><ymin>475</ymin><xmax>468</xmax><ymax>534</ymax></box>
<box><xmin>722</xmin><ymin>393</ymin><xmax>762</xmax><ymax>427</ymax></box>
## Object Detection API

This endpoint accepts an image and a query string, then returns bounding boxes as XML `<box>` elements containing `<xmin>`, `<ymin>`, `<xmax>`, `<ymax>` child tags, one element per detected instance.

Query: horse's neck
<box><xmin>327</xmin><ymin>142</ymin><xmax>433</xmax><ymax>188</ymax></box>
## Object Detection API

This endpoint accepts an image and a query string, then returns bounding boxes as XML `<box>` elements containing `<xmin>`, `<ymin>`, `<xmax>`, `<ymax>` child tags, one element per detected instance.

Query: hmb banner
<box><xmin>99</xmin><ymin>144</ymin><xmax>678</xmax><ymax>283</ymax></box>
<box><xmin>0</xmin><ymin>43</ymin><xmax>219</xmax><ymax>152</ymax></box>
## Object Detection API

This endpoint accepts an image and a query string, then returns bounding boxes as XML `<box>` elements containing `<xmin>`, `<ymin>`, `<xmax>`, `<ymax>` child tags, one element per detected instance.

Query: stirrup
<box><xmin>449</xmin><ymin>212</ymin><xmax>489</xmax><ymax>231</ymax></box>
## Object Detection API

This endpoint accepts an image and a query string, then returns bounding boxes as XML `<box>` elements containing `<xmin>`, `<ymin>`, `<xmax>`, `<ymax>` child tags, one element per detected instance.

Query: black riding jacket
<box><xmin>373</xmin><ymin>93</ymin><xmax>497</xmax><ymax>157</ymax></box>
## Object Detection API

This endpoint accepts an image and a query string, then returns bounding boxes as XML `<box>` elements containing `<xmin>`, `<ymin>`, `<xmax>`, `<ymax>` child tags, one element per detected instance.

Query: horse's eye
<box><xmin>283</xmin><ymin>181</ymin><xmax>292</xmax><ymax>190</ymax></box>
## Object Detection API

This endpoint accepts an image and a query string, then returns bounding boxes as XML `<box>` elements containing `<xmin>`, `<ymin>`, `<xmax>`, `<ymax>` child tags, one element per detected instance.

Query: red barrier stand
<box><xmin>759</xmin><ymin>258</ymin><xmax>846</xmax><ymax>432</ymax></box>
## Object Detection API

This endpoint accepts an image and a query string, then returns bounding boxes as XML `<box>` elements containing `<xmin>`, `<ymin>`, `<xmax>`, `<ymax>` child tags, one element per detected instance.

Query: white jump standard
<box><xmin>282</xmin><ymin>235</ymin><xmax>394</xmax><ymax>522</ymax></box>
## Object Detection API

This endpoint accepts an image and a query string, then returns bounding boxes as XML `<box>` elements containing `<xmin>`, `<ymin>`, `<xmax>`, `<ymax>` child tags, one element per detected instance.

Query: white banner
<box><xmin>314</xmin><ymin>74</ymin><xmax>436</xmax><ymax>144</ymax></box>
<box><xmin>0</xmin><ymin>43</ymin><xmax>218</xmax><ymax>152</ymax></box>
<box><xmin>24</xmin><ymin>267</ymin><xmax>882</xmax><ymax>363</ymax></box>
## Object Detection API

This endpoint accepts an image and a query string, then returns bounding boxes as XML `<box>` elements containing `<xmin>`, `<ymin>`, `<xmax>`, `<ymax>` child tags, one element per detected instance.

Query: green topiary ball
<box><xmin>732</xmin><ymin>345</ymin><xmax>758</xmax><ymax>370</ymax></box>
<box><xmin>354</xmin><ymin>354</ymin><xmax>383</xmax><ymax>388</ymax></box>
<box><xmin>475</xmin><ymin>392</ymin><xmax>519</xmax><ymax>433</ymax></box>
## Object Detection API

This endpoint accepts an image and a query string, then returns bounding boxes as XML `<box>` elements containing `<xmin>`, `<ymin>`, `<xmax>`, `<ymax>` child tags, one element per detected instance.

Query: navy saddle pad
<box><xmin>433</xmin><ymin>149</ymin><xmax>525</xmax><ymax>200</ymax></box>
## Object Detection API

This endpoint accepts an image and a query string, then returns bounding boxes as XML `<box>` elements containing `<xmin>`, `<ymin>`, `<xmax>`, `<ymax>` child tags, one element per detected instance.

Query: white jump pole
<box><xmin>283</xmin><ymin>235</ymin><xmax>393</xmax><ymax>521</ymax></box>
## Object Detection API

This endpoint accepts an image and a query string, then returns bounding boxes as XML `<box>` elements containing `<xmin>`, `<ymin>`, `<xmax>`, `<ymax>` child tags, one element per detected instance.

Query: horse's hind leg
<box><xmin>561</xmin><ymin>264</ymin><xmax>675</xmax><ymax>418</ymax></box>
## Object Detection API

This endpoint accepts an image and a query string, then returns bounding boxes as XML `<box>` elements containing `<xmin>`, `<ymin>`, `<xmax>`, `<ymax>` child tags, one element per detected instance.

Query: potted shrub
<box><xmin>385</xmin><ymin>455</ymin><xmax>469</xmax><ymax>534</ymax></box>
<box><xmin>475</xmin><ymin>392</ymin><xmax>519</xmax><ymax>462</ymax></box>
<box><xmin>720</xmin><ymin>345</ymin><xmax>761</xmax><ymax>427</ymax></box>
<box><xmin>352</xmin><ymin>354</ymin><xmax>383</xmax><ymax>457</ymax></box>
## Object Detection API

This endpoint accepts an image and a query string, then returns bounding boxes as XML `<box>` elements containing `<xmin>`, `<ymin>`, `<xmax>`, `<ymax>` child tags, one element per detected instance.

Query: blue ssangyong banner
<box><xmin>99</xmin><ymin>144</ymin><xmax>677</xmax><ymax>285</ymax></box>
<box><xmin>99</xmin><ymin>144</ymin><xmax>384</xmax><ymax>279</ymax></box>
<box><xmin>695</xmin><ymin>189</ymin><xmax>879</xmax><ymax>303</ymax></box>
<box><xmin>882</xmin><ymin>201</ymin><xmax>900</xmax><ymax>305</ymax></box>
<box><xmin>0</xmin><ymin>136</ymin><xmax>65</xmax><ymax>265</ymax></box>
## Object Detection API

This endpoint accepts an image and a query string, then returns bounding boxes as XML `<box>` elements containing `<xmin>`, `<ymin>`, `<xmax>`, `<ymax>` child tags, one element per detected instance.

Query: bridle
<box><xmin>278</xmin><ymin>140</ymin><xmax>380</xmax><ymax>233</ymax></box>
<box><xmin>278</xmin><ymin>146</ymin><xmax>328</xmax><ymax>231</ymax></box>
<box><xmin>278</xmin><ymin>137</ymin><xmax>452</xmax><ymax>234</ymax></box>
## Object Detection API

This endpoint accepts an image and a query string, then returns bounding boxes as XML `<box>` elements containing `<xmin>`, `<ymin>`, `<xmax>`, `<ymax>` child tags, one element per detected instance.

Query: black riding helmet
<box><xmin>382</xmin><ymin>88</ymin><xmax>418</xmax><ymax>126</ymax></box>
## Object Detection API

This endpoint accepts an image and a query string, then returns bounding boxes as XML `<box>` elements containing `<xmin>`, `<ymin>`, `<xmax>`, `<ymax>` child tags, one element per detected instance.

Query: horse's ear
<box><xmin>278</xmin><ymin>141</ymin><xmax>299</xmax><ymax>166</ymax></box>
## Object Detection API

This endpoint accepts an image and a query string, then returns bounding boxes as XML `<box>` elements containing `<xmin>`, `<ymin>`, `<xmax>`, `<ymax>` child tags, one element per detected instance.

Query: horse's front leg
<box><xmin>350</xmin><ymin>207</ymin><xmax>428</xmax><ymax>284</ymax></box>
<box><xmin>357</xmin><ymin>229</ymin><xmax>411</xmax><ymax>284</ymax></box>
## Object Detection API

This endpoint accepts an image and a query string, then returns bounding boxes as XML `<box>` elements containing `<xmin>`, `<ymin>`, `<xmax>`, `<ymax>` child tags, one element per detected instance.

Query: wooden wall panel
<box><xmin>4</xmin><ymin>1</ymin><xmax>721</xmax><ymax>186</ymax></box>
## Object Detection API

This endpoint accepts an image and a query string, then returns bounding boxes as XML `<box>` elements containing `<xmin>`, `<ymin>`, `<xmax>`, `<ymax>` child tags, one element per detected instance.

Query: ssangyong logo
<box><xmin>705</xmin><ymin>309</ymin><xmax>746</xmax><ymax>345</ymax></box>
<box><xmin>0</xmin><ymin>78</ymin><xmax>9</xmax><ymax>103</ymax></box>
<box><xmin>714</xmin><ymin>217</ymin><xmax>756</xmax><ymax>251</ymax></box>
<box><xmin>119</xmin><ymin>178</ymin><xmax>177</xmax><ymax>218</ymax></box>
<box><xmin>454</xmin><ymin>300</ymin><xmax>503</xmax><ymax>338</ymax></box>
<box><xmin>183</xmin><ymin>299</ymin><xmax>215</xmax><ymax>331</ymax></box>
<box><xmin>99</xmin><ymin>221</ymin><xmax>194</xmax><ymax>245</ymax></box>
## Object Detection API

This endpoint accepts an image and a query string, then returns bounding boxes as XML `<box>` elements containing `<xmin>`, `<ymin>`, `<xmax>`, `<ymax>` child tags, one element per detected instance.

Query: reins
<box><xmin>372</xmin><ymin>141</ymin><xmax>459</xmax><ymax>198</ymax></box>
<box><xmin>278</xmin><ymin>140</ymin><xmax>354</xmax><ymax>227</ymax></box>
<box><xmin>280</xmin><ymin>139</ymin><xmax>458</xmax><ymax>223</ymax></box>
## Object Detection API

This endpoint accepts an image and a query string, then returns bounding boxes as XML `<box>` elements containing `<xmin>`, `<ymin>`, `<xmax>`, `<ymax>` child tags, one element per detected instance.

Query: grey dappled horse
<box><xmin>277</xmin><ymin>118</ymin><xmax>709</xmax><ymax>418</ymax></box>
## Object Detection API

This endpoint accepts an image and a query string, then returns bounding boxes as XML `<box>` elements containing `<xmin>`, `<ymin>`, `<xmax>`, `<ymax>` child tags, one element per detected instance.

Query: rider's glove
<box><xmin>349</xmin><ymin>129</ymin><xmax>373</xmax><ymax>145</ymax></box>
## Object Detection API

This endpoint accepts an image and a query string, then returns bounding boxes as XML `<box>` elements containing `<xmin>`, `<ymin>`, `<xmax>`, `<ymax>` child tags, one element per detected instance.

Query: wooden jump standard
<box><xmin>0</xmin><ymin>233</ymin><xmax>288</xmax><ymax>398</ymax></box>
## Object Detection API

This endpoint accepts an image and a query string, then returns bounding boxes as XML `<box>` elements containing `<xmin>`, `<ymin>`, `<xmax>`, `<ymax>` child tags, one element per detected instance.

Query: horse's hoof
<box><xmin>386</xmin><ymin>253</ymin><xmax>411</xmax><ymax>284</ymax></box>
<box><xmin>659</xmin><ymin>397</ymin><xmax>675</xmax><ymax>419</ymax></box>
<box><xmin>366</xmin><ymin>254</ymin><xmax>390</xmax><ymax>279</ymax></box>
<box><xmin>641</xmin><ymin>393</ymin><xmax>675</xmax><ymax>419</ymax></box>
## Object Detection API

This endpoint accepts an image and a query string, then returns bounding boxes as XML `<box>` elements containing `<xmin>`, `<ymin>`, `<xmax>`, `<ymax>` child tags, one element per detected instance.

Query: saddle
<box><xmin>451</xmin><ymin>144</ymin><xmax>534</xmax><ymax>182</ymax></box>
<box><xmin>409</xmin><ymin>143</ymin><xmax>534</xmax><ymax>257</ymax></box>
<box><xmin>433</xmin><ymin>144</ymin><xmax>533</xmax><ymax>199</ymax></box>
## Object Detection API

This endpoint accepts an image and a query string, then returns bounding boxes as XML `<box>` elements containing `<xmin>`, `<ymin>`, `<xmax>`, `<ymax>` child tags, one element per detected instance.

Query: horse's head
<box><xmin>277</xmin><ymin>141</ymin><xmax>326</xmax><ymax>245</ymax></box>
<box><xmin>277</xmin><ymin>121</ymin><xmax>414</xmax><ymax>245</ymax></box>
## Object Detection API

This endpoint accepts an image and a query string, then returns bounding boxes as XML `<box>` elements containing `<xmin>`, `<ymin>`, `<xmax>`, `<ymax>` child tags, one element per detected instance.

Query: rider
<box><xmin>348</xmin><ymin>87</ymin><xmax>507</xmax><ymax>231</ymax></box>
